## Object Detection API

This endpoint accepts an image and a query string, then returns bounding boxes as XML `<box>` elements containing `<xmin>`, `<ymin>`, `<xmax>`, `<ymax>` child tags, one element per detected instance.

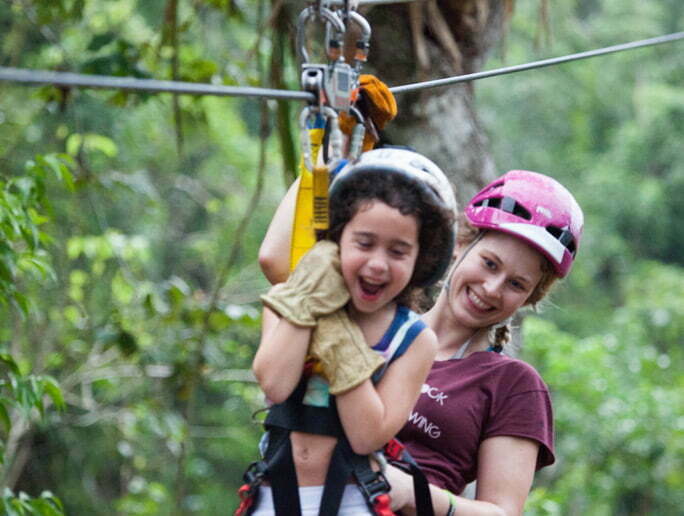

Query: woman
<box><xmin>258</xmin><ymin>167</ymin><xmax>584</xmax><ymax>516</ymax></box>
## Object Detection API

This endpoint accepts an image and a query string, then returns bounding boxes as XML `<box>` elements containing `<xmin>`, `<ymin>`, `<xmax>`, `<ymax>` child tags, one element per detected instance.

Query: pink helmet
<box><xmin>465</xmin><ymin>170</ymin><xmax>584</xmax><ymax>277</ymax></box>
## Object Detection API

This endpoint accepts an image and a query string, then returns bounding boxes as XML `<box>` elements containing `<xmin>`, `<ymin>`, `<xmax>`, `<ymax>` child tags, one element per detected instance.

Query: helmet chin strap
<box><xmin>441</xmin><ymin>231</ymin><xmax>487</xmax><ymax>359</ymax></box>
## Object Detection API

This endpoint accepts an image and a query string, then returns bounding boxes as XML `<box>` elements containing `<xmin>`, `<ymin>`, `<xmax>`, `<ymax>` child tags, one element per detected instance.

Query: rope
<box><xmin>390</xmin><ymin>31</ymin><xmax>684</xmax><ymax>94</ymax></box>
<box><xmin>0</xmin><ymin>32</ymin><xmax>682</xmax><ymax>100</ymax></box>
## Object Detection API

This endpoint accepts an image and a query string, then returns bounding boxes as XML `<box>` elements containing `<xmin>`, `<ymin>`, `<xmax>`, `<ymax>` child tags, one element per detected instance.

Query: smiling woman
<box><xmin>446</xmin><ymin>231</ymin><xmax>546</xmax><ymax>332</ymax></box>
<box><xmin>385</xmin><ymin>170</ymin><xmax>584</xmax><ymax>516</ymax></box>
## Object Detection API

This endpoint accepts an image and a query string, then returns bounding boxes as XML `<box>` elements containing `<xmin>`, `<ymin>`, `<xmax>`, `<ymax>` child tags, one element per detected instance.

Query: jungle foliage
<box><xmin>0</xmin><ymin>0</ymin><xmax>682</xmax><ymax>514</ymax></box>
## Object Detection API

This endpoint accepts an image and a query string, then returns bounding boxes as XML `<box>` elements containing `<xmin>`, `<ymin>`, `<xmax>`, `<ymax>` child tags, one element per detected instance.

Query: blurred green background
<box><xmin>0</xmin><ymin>0</ymin><xmax>682</xmax><ymax>514</ymax></box>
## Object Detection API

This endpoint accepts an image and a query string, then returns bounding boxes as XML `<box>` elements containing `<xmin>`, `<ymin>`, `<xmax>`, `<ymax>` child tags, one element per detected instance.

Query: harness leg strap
<box><xmin>268</xmin><ymin>437</ymin><xmax>302</xmax><ymax>516</ymax></box>
<box><xmin>318</xmin><ymin>441</ymin><xmax>354</xmax><ymax>515</ymax></box>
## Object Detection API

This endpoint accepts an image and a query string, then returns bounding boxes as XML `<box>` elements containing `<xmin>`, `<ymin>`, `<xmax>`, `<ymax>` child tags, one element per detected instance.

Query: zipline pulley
<box><xmin>296</xmin><ymin>1</ymin><xmax>371</xmax><ymax>112</ymax></box>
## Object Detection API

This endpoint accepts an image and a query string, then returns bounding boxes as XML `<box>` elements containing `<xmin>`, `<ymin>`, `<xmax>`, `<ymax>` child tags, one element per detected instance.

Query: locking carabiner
<box><xmin>296</xmin><ymin>5</ymin><xmax>346</xmax><ymax>66</ymax></box>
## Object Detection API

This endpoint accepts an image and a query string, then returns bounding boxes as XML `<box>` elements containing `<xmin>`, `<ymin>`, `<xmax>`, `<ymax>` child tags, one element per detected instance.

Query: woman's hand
<box><xmin>385</xmin><ymin>464</ymin><xmax>416</xmax><ymax>514</ymax></box>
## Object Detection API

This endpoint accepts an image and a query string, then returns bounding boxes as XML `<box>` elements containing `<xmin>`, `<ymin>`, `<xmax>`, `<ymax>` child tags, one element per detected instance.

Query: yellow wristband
<box><xmin>443</xmin><ymin>489</ymin><xmax>457</xmax><ymax>516</ymax></box>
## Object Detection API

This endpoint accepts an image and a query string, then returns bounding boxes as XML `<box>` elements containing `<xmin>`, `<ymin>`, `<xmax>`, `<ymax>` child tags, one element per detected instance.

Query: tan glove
<box><xmin>310</xmin><ymin>308</ymin><xmax>385</xmax><ymax>395</ymax></box>
<box><xmin>260</xmin><ymin>240</ymin><xmax>349</xmax><ymax>327</ymax></box>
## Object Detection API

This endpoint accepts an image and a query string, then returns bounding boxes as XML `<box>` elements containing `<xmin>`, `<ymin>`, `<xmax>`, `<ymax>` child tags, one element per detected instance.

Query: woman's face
<box><xmin>339</xmin><ymin>200</ymin><xmax>419</xmax><ymax>314</ymax></box>
<box><xmin>446</xmin><ymin>231</ymin><xmax>544</xmax><ymax>330</ymax></box>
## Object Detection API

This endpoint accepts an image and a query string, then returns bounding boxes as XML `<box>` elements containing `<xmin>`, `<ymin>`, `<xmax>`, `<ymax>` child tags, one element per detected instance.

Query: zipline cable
<box><xmin>329</xmin><ymin>0</ymin><xmax>419</xmax><ymax>5</ymax></box>
<box><xmin>390</xmin><ymin>31</ymin><xmax>684</xmax><ymax>93</ymax></box>
<box><xmin>0</xmin><ymin>32</ymin><xmax>682</xmax><ymax>100</ymax></box>
<box><xmin>0</xmin><ymin>67</ymin><xmax>316</xmax><ymax>102</ymax></box>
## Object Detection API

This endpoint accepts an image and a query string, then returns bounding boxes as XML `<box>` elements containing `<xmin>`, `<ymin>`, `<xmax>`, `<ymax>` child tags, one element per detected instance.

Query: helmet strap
<box><xmin>443</xmin><ymin>230</ymin><xmax>486</xmax><ymax>296</ymax></box>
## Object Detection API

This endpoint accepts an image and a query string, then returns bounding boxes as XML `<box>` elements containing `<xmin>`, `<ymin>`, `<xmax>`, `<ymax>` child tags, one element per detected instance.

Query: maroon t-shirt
<box><xmin>396</xmin><ymin>351</ymin><xmax>555</xmax><ymax>494</ymax></box>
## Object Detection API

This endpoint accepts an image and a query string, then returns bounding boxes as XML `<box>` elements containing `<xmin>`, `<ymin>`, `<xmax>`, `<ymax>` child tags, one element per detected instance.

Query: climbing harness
<box><xmin>235</xmin><ymin>305</ymin><xmax>435</xmax><ymax>516</ymax></box>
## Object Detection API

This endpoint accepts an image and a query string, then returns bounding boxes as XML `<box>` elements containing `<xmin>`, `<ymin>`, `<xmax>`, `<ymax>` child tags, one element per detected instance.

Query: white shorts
<box><xmin>250</xmin><ymin>485</ymin><xmax>373</xmax><ymax>515</ymax></box>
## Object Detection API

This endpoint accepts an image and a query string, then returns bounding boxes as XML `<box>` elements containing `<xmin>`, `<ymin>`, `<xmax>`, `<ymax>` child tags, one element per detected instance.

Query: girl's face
<box><xmin>339</xmin><ymin>200</ymin><xmax>419</xmax><ymax>314</ymax></box>
<box><xmin>447</xmin><ymin>231</ymin><xmax>544</xmax><ymax>330</ymax></box>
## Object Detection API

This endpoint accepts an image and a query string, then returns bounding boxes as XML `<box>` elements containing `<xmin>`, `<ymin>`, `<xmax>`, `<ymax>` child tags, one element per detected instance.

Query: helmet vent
<box><xmin>546</xmin><ymin>226</ymin><xmax>577</xmax><ymax>256</ymax></box>
<box><xmin>474</xmin><ymin>196</ymin><xmax>532</xmax><ymax>220</ymax></box>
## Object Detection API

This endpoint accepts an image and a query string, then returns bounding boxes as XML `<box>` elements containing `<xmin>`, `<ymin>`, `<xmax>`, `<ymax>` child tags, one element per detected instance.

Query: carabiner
<box><xmin>346</xmin><ymin>105</ymin><xmax>366</xmax><ymax>160</ymax></box>
<box><xmin>299</xmin><ymin>106</ymin><xmax>342</xmax><ymax>171</ymax></box>
<box><xmin>347</xmin><ymin>11</ymin><xmax>371</xmax><ymax>69</ymax></box>
<box><xmin>296</xmin><ymin>6</ymin><xmax>346</xmax><ymax>65</ymax></box>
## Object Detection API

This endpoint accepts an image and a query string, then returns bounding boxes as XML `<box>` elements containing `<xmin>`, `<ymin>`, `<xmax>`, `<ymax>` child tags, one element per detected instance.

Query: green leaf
<box><xmin>0</xmin><ymin>353</ymin><xmax>21</xmax><ymax>375</ymax></box>
<box><xmin>117</xmin><ymin>330</ymin><xmax>138</xmax><ymax>357</ymax></box>
<box><xmin>0</xmin><ymin>400</ymin><xmax>11</xmax><ymax>433</ymax></box>
<box><xmin>41</xmin><ymin>377</ymin><xmax>65</xmax><ymax>411</ymax></box>
<box><xmin>66</xmin><ymin>133</ymin><xmax>118</xmax><ymax>159</ymax></box>
<box><xmin>87</xmin><ymin>32</ymin><xmax>117</xmax><ymax>51</ymax></box>
<box><xmin>208</xmin><ymin>310</ymin><xmax>231</xmax><ymax>331</ymax></box>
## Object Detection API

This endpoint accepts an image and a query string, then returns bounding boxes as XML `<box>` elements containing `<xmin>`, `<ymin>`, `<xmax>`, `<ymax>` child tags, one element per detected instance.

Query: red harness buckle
<box><xmin>234</xmin><ymin>484</ymin><xmax>256</xmax><ymax>516</ymax></box>
<box><xmin>372</xmin><ymin>493</ymin><xmax>396</xmax><ymax>516</ymax></box>
<box><xmin>384</xmin><ymin>438</ymin><xmax>405</xmax><ymax>461</ymax></box>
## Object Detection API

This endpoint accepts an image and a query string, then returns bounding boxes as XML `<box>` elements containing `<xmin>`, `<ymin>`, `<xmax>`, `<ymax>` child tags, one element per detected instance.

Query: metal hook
<box><xmin>347</xmin><ymin>11</ymin><xmax>371</xmax><ymax>69</ymax></box>
<box><xmin>346</xmin><ymin>106</ymin><xmax>366</xmax><ymax>160</ymax></box>
<box><xmin>296</xmin><ymin>6</ymin><xmax>346</xmax><ymax>65</ymax></box>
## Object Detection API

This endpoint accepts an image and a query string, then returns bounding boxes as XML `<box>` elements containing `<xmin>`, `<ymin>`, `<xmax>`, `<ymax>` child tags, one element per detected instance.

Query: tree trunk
<box><xmin>364</xmin><ymin>1</ymin><xmax>526</xmax><ymax>353</ymax></box>
<box><xmin>364</xmin><ymin>0</ymin><xmax>512</xmax><ymax>207</ymax></box>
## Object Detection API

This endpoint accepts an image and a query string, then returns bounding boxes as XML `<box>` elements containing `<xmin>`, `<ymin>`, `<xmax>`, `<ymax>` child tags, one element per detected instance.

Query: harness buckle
<box><xmin>234</xmin><ymin>484</ymin><xmax>255</xmax><ymax>516</ymax></box>
<box><xmin>384</xmin><ymin>438</ymin><xmax>405</xmax><ymax>461</ymax></box>
<box><xmin>234</xmin><ymin>461</ymin><xmax>267</xmax><ymax>516</ymax></box>
<box><xmin>243</xmin><ymin>460</ymin><xmax>267</xmax><ymax>486</ymax></box>
<box><xmin>372</xmin><ymin>493</ymin><xmax>396</xmax><ymax>516</ymax></box>
<box><xmin>356</xmin><ymin>470</ymin><xmax>391</xmax><ymax>504</ymax></box>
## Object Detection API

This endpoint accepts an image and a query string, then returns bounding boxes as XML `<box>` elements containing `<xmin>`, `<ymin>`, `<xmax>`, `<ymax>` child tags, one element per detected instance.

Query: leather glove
<box><xmin>356</xmin><ymin>74</ymin><xmax>398</xmax><ymax>130</ymax></box>
<box><xmin>339</xmin><ymin>74</ymin><xmax>398</xmax><ymax>152</ymax></box>
<box><xmin>310</xmin><ymin>308</ymin><xmax>385</xmax><ymax>395</ymax></box>
<box><xmin>261</xmin><ymin>240</ymin><xmax>349</xmax><ymax>327</ymax></box>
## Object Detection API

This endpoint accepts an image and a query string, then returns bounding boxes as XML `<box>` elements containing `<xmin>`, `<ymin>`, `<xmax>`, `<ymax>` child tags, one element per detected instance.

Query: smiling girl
<box><xmin>247</xmin><ymin>148</ymin><xmax>457</xmax><ymax>515</ymax></box>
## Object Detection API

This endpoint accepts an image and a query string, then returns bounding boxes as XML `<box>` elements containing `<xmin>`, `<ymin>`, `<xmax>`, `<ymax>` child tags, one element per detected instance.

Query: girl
<box><xmin>248</xmin><ymin>148</ymin><xmax>457</xmax><ymax>515</ymax></box>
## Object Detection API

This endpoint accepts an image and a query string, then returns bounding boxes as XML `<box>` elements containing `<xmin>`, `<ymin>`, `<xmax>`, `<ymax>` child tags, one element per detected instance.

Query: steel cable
<box><xmin>0</xmin><ymin>67</ymin><xmax>316</xmax><ymax>102</ymax></box>
<box><xmin>0</xmin><ymin>32</ymin><xmax>682</xmax><ymax>100</ymax></box>
<box><xmin>390</xmin><ymin>31</ymin><xmax>684</xmax><ymax>94</ymax></box>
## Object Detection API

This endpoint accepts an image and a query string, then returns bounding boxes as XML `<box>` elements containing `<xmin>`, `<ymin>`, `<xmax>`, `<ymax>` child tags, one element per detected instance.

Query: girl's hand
<box><xmin>260</xmin><ymin>240</ymin><xmax>349</xmax><ymax>327</ymax></box>
<box><xmin>309</xmin><ymin>308</ymin><xmax>384</xmax><ymax>395</ymax></box>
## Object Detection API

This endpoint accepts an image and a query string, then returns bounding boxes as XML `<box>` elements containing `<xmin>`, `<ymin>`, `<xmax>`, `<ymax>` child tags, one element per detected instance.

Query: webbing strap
<box><xmin>265</xmin><ymin>375</ymin><xmax>344</xmax><ymax>438</ymax></box>
<box><xmin>268</xmin><ymin>436</ymin><xmax>301</xmax><ymax>516</ymax></box>
<box><xmin>318</xmin><ymin>442</ymin><xmax>354</xmax><ymax>515</ymax></box>
<box><xmin>319</xmin><ymin>437</ymin><xmax>394</xmax><ymax>516</ymax></box>
<box><xmin>385</xmin><ymin>439</ymin><xmax>434</xmax><ymax>516</ymax></box>
<box><xmin>406</xmin><ymin>457</ymin><xmax>434</xmax><ymax>516</ymax></box>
